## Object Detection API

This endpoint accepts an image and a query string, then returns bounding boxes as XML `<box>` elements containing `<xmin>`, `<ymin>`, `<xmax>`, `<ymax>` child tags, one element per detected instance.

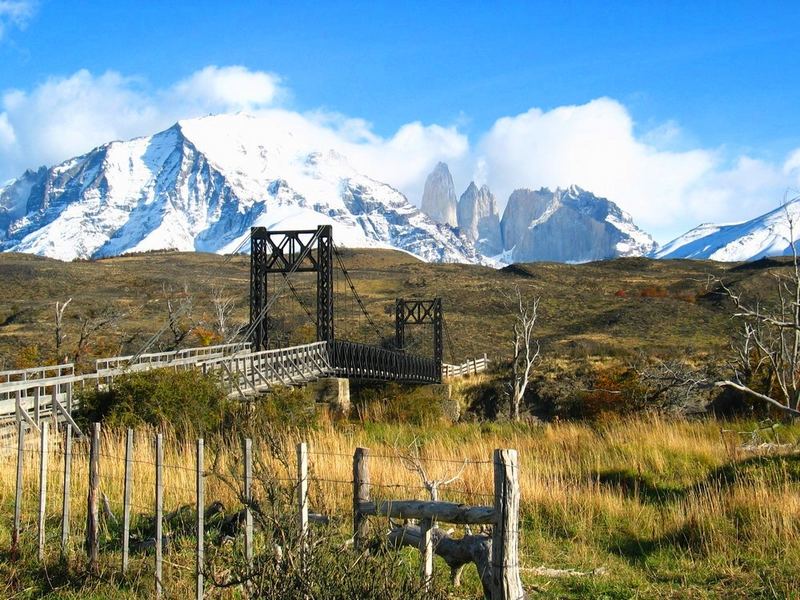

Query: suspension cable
<box><xmin>282</xmin><ymin>273</ymin><xmax>316</xmax><ymax>325</ymax></box>
<box><xmin>333</xmin><ymin>245</ymin><xmax>385</xmax><ymax>341</ymax></box>
<box><xmin>234</xmin><ymin>228</ymin><xmax>322</xmax><ymax>346</ymax></box>
<box><xmin>442</xmin><ymin>315</ymin><xmax>459</xmax><ymax>363</ymax></box>
<box><xmin>127</xmin><ymin>229</ymin><xmax>255</xmax><ymax>365</ymax></box>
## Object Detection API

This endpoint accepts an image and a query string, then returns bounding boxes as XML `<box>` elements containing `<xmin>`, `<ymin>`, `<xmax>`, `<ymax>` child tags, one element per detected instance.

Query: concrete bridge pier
<box><xmin>310</xmin><ymin>377</ymin><xmax>351</xmax><ymax>416</ymax></box>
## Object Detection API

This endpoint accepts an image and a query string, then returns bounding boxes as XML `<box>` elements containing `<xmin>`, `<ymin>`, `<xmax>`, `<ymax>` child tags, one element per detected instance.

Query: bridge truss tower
<box><xmin>395</xmin><ymin>298</ymin><xmax>443</xmax><ymax>380</ymax></box>
<box><xmin>249</xmin><ymin>225</ymin><xmax>334</xmax><ymax>351</ymax></box>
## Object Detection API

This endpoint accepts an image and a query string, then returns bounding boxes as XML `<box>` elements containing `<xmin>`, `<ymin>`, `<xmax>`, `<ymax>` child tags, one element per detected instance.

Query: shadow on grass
<box><xmin>593</xmin><ymin>453</ymin><xmax>800</xmax><ymax>506</ymax></box>
<box><xmin>608</xmin><ymin>521</ymin><xmax>709</xmax><ymax>566</ymax></box>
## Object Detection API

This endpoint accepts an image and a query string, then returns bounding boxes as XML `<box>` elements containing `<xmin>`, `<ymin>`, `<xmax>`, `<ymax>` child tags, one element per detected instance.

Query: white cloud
<box><xmin>168</xmin><ymin>65</ymin><xmax>284</xmax><ymax>113</ymax></box>
<box><xmin>471</xmin><ymin>98</ymin><xmax>800</xmax><ymax>241</ymax></box>
<box><xmin>0</xmin><ymin>66</ymin><xmax>287</xmax><ymax>177</ymax></box>
<box><xmin>0</xmin><ymin>0</ymin><xmax>36</xmax><ymax>40</ymax></box>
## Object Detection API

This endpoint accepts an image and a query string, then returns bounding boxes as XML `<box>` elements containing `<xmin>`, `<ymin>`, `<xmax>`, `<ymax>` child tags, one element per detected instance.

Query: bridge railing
<box><xmin>95</xmin><ymin>343</ymin><xmax>251</xmax><ymax>384</ymax></box>
<box><xmin>443</xmin><ymin>354</ymin><xmax>489</xmax><ymax>378</ymax></box>
<box><xmin>201</xmin><ymin>341</ymin><xmax>332</xmax><ymax>395</ymax></box>
<box><xmin>330</xmin><ymin>340</ymin><xmax>440</xmax><ymax>384</ymax></box>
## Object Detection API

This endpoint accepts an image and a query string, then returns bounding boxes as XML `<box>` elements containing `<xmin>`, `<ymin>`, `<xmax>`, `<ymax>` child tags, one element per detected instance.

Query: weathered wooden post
<box><xmin>12</xmin><ymin>421</ymin><xmax>25</xmax><ymax>558</ymax></box>
<box><xmin>86</xmin><ymin>422</ymin><xmax>100</xmax><ymax>573</ymax></box>
<box><xmin>491</xmin><ymin>448</ymin><xmax>524</xmax><ymax>600</ymax></box>
<box><xmin>122</xmin><ymin>428</ymin><xmax>133</xmax><ymax>573</ymax></box>
<box><xmin>243</xmin><ymin>437</ymin><xmax>253</xmax><ymax>568</ymax></box>
<box><xmin>196</xmin><ymin>438</ymin><xmax>204</xmax><ymax>600</ymax></box>
<box><xmin>352</xmin><ymin>447</ymin><xmax>370</xmax><ymax>550</ymax></box>
<box><xmin>155</xmin><ymin>433</ymin><xmax>164</xmax><ymax>599</ymax></box>
<box><xmin>37</xmin><ymin>421</ymin><xmax>49</xmax><ymax>561</ymax></box>
<box><xmin>61</xmin><ymin>423</ymin><xmax>72</xmax><ymax>556</ymax></box>
<box><xmin>419</xmin><ymin>517</ymin><xmax>434</xmax><ymax>590</ymax></box>
<box><xmin>297</xmin><ymin>442</ymin><xmax>308</xmax><ymax>541</ymax></box>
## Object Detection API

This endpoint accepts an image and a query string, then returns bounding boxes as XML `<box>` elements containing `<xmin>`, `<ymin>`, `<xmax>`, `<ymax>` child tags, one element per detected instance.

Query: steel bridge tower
<box><xmin>249</xmin><ymin>225</ymin><xmax>334</xmax><ymax>351</ymax></box>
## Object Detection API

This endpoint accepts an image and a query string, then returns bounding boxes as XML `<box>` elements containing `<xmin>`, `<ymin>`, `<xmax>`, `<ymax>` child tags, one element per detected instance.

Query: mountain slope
<box><xmin>654</xmin><ymin>199</ymin><xmax>800</xmax><ymax>261</ymax></box>
<box><xmin>0</xmin><ymin>113</ymin><xmax>485</xmax><ymax>264</ymax></box>
<box><xmin>500</xmin><ymin>186</ymin><xmax>657</xmax><ymax>263</ymax></box>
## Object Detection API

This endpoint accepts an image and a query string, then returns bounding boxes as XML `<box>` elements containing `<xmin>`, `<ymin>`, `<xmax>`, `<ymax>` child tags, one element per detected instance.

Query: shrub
<box><xmin>245</xmin><ymin>385</ymin><xmax>318</xmax><ymax>429</ymax></box>
<box><xmin>353</xmin><ymin>383</ymin><xmax>445</xmax><ymax>425</ymax></box>
<box><xmin>639</xmin><ymin>286</ymin><xmax>668</xmax><ymax>298</ymax></box>
<box><xmin>614</xmin><ymin>289</ymin><xmax>627</xmax><ymax>298</ymax></box>
<box><xmin>75</xmin><ymin>368</ymin><xmax>231</xmax><ymax>433</ymax></box>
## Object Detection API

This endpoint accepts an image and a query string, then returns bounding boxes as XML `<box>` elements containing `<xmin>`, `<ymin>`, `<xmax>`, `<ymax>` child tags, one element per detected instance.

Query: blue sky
<box><xmin>1</xmin><ymin>1</ymin><xmax>800</xmax><ymax>242</ymax></box>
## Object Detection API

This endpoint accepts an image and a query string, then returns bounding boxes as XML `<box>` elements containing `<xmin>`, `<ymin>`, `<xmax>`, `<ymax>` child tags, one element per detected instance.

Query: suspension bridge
<box><xmin>0</xmin><ymin>225</ymin><xmax>488</xmax><ymax>437</ymax></box>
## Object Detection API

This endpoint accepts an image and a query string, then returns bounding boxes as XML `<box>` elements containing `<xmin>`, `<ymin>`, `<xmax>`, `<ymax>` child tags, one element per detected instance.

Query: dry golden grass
<box><xmin>2</xmin><ymin>415</ymin><xmax>800</xmax><ymax>597</ymax></box>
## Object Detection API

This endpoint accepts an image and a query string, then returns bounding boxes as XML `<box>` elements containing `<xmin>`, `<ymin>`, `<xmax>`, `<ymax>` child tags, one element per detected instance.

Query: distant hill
<box><xmin>0</xmin><ymin>249</ymin><xmax>780</xmax><ymax>371</ymax></box>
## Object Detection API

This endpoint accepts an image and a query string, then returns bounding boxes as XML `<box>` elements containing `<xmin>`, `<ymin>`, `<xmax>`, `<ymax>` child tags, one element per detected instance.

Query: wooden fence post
<box><xmin>243</xmin><ymin>437</ymin><xmax>253</xmax><ymax>568</ymax></box>
<box><xmin>297</xmin><ymin>442</ymin><xmax>308</xmax><ymax>541</ymax></box>
<box><xmin>419</xmin><ymin>517</ymin><xmax>434</xmax><ymax>591</ymax></box>
<box><xmin>491</xmin><ymin>448</ymin><xmax>524</xmax><ymax>600</ymax></box>
<box><xmin>86</xmin><ymin>422</ymin><xmax>100</xmax><ymax>573</ymax></box>
<box><xmin>196</xmin><ymin>438</ymin><xmax>204</xmax><ymax>600</ymax></box>
<box><xmin>352</xmin><ymin>447</ymin><xmax>369</xmax><ymax>550</ymax></box>
<box><xmin>155</xmin><ymin>433</ymin><xmax>163</xmax><ymax>599</ymax></box>
<box><xmin>38</xmin><ymin>421</ymin><xmax>49</xmax><ymax>561</ymax></box>
<box><xmin>61</xmin><ymin>424</ymin><xmax>72</xmax><ymax>555</ymax></box>
<box><xmin>122</xmin><ymin>428</ymin><xmax>133</xmax><ymax>573</ymax></box>
<box><xmin>12</xmin><ymin>421</ymin><xmax>25</xmax><ymax>558</ymax></box>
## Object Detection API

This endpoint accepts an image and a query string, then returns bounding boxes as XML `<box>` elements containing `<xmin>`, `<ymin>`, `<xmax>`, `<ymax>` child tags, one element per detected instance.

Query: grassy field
<box><xmin>1</xmin><ymin>414</ymin><xmax>799</xmax><ymax>598</ymax></box>
<box><xmin>0</xmin><ymin>249</ymin><xmax>791</xmax><ymax>373</ymax></box>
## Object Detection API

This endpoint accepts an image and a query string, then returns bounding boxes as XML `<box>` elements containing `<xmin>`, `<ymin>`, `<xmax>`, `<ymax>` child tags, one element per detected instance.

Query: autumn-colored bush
<box><xmin>614</xmin><ymin>289</ymin><xmax>627</xmax><ymax>298</ymax></box>
<box><xmin>639</xmin><ymin>286</ymin><xmax>668</xmax><ymax>298</ymax></box>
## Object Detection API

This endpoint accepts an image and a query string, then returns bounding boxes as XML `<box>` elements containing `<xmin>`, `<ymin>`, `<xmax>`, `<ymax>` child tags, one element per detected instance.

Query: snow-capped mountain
<box><xmin>0</xmin><ymin>113</ymin><xmax>486</xmax><ymax>264</ymax></box>
<box><xmin>499</xmin><ymin>185</ymin><xmax>657</xmax><ymax>263</ymax></box>
<box><xmin>654</xmin><ymin>198</ymin><xmax>800</xmax><ymax>261</ymax></box>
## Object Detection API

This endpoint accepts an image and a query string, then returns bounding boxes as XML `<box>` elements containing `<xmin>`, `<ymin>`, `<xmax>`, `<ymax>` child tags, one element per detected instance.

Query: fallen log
<box><xmin>386</xmin><ymin>523</ymin><xmax>493</xmax><ymax>596</ymax></box>
<box><xmin>359</xmin><ymin>500</ymin><xmax>496</xmax><ymax>525</ymax></box>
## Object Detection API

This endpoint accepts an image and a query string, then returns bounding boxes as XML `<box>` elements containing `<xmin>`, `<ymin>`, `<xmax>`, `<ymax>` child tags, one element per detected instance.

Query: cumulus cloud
<box><xmin>0</xmin><ymin>66</ymin><xmax>286</xmax><ymax>178</ymax></box>
<box><xmin>168</xmin><ymin>65</ymin><xmax>284</xmax><ymax>113</ymax></box>
<box><xmin>470</xmin><ymin>98</ymin><xmax>800</xmax><ymax>241</ymax></box>
<box><xmin>0</xmin><ymin>0</ymin><xmax>35</xmax><ymax>40</ymax></box>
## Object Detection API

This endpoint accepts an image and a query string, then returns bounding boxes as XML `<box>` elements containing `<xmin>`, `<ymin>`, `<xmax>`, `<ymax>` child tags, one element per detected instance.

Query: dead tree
<box><xmin>72</xmin><ymin>308</ymin><xmax>122</xmax><ymax>366</ymax></box>
<box><xmin>55</xmin><ymin>298</ymin><xmax>72</xmax><ymax>362</ymax></box>
<box><xmin>509</xmin><ymin>286</ymin><xmax>541</xmax><ymax>421</ymax></box>
<box><xmin>397</xmin><ymin>441</ymin><xmax>467</xmax><ymax>502</ymax></box>
<box><xmin>211</xmin><ymin>285</ymin><xmax>235</xmax><ymax>340</ymax></box>
<box><xmin>715</xmin><ymin>198</ymin><xmax>800</xmax><ymax>417</ymax></box>
<box><xmin>393</xmin><ymin>441</ymin><xmax>478</xmax><ymax>587</ymax></box>
<box><xmin>163</xmin><ymin>283</ymin><xmax>197</xmax><ymax>349</ymax></box>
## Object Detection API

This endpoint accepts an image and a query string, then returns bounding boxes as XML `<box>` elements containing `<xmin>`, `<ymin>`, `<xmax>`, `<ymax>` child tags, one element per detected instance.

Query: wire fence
<box><xmin>3</xmin><ymin>421</ymin><xmax>524</xmax><ymax>599</ymax></box>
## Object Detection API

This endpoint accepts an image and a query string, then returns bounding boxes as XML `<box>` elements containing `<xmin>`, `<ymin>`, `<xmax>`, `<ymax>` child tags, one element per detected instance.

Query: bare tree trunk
<box><xmin>55</xmin><ymin>298</ymin><xmax>72</xmax><ymax>363</ymax></box>
<box><xmin>509</xmin><ymin>286</ymin><xmax>540</xmax><ymax>421</ymax></box>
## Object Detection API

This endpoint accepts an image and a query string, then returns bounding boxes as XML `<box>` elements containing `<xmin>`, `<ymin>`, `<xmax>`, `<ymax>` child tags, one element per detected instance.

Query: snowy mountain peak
<box><xmin>654</xmin><ymin>198</ymin><xmax>800</xmax><ymax>262</ymax></box>
<box><xmin>0</xmin><ymin>113</ymin><xmax>487</xmax><ymax>264</ymax></box>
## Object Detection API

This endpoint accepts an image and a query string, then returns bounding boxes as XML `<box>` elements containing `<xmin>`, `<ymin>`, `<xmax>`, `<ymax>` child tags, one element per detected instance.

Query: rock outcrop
<box><xmin>500</xmin><ymin>185</ymin><xmax>657</xmax><ymax>263</ymax></box>
<box><xmin>457</xmin><ymin>182</ymin><xmax>502</xmax><ymax>256</ymax></box>
<box><xmin>420</xmin><ymin>162</ymin><xmax>458</xmax><ymax>227</ymax></box>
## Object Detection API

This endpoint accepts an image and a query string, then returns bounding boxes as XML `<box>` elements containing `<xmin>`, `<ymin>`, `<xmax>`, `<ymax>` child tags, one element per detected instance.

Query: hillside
<box><xmin>0</xmin><ymin>249</ymin><xmax>779</xmax><ymax>371</ymax></box>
